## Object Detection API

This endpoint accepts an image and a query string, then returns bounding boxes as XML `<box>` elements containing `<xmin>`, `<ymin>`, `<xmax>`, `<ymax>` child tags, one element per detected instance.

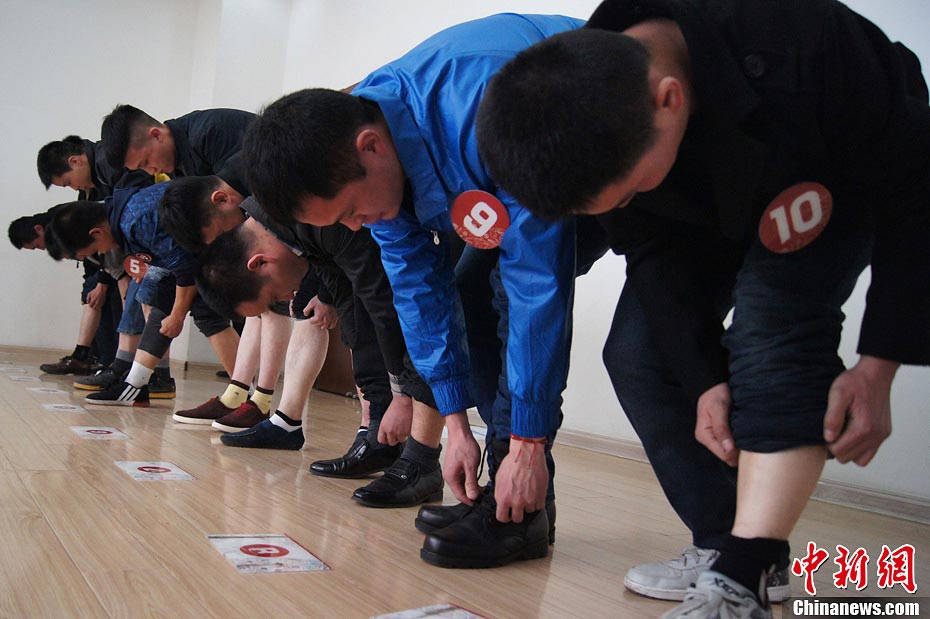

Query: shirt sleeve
<box><xmin>497</xmin><ymin>201</ymin><xmax>577</xmax><ymax>438</ymax></box>
<box><xmin>369</xmin><ymin>209</ymin><xmax>473</xmax><ymax>415</ymax></box>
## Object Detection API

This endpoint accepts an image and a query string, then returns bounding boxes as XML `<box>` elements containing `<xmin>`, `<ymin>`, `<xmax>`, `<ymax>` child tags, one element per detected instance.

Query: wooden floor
<box><xmin>0</xmin><ymin>347</ymin><xmax>925</xmax><ymax>619</ymax></box>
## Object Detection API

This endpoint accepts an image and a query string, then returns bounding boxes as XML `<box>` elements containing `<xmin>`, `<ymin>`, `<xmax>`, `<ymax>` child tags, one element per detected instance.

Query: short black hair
<box><xmin>242</xmin><ymin>88</ymin><xmax>377</xmax><ymax>225</ymax></box>
<box><xmin>196</xmin><ymin>224</ymin><xmax>262</xmax><ymax>320</ymax></box>
<box><xmin>101</xmin><ymin>104</ymin><xmax>161</xmax><ymax>170</ymax></box>
<box><xmin>159</xmin><ymin>176</ymin><xmax>223</xmax><ymax>253</ymax></box>
<box><xmin>476</xmin><ymin>29</ymin><xmax>657</xmax><ymax>220</ymax></box>
<box><xmin>46</xmin><ymin>201</ymin><xmax>107</xmax><ymax>260</ymax></box>
<box><xmin>36</xmin><ymin>135</ymin><xmax>85</xmax><ymax>189</ymax></box>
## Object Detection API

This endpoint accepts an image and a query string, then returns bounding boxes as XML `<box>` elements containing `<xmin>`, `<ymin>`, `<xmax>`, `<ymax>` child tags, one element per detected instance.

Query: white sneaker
<box><xmin>659</xmin><ymin>570</ymin><xmax>771</xmax><ymax>619</ymax></box>
<box><xmin>624</xmin><ymin>547</ymin><xmax>790</xmax><ymax>602</ymax></box>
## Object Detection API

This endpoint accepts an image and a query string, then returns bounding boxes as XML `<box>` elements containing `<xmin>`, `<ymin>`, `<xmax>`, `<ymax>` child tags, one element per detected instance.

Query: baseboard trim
<box><xmin>467</xmin><ymin>412</ymin><xmax>930</xmax><ymax>525</ymax></box>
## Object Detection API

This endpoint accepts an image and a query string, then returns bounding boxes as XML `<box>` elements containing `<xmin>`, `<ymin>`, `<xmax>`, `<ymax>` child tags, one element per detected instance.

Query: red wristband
<box><xmin>510</xmin><ymin>433</ymin><xmax>546</xmax><ymax>444</ymax></box>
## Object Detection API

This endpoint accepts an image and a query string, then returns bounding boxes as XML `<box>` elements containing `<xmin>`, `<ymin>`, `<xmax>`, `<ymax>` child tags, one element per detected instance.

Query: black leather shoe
<box><xmin>416</xmin><ymin>493</ymin><xmax>557</xmax><ymax>544</ymax></box>
<box><xmin>309</xmin><ymin>437</ymin><xmax>402</xmax><ymax>478</ymax></box>
<box><xmin>420</xmin><ymin>492</ymin><xmax>550</xmax><ymax>568</ymax></box>
<box><xmin>351</xmin><ymin>458</ymin><xmax>443</xmax><ymax>508</ymax></box>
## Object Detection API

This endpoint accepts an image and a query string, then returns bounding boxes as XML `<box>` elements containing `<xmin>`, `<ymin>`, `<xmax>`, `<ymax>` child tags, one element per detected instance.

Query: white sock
<box><xmin>125</xmin><ymin>362</ymin><xmax>154</xmax><ymax>388</ymax></box>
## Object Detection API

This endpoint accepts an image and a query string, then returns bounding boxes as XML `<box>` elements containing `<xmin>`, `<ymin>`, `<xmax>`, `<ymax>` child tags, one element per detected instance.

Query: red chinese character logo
<box><xmin>792</xmin><ymin>541</ymin><xmax>831</xmax><ymax>595</ymax></box>
<box><xmin>833</xmin><ymin>545</ymin><xmax>870</xmax><ymax>591</ymax></box>
<box><xmin>876</xmin><ymin>544</ymin><xmax>917</xmax><ymax>593</ymax></box>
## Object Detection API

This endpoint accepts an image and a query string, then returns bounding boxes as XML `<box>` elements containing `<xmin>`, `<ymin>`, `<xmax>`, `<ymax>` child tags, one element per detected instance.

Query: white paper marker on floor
<box><xmin>208</xmin><ymin>534</ymin><xmax>329</xmax><ymax>574</ymax></box>
<box><xmin>9</xmin><ymin>375</ymin><xmax>40</xmax><ymax>382</ymax></box>
<box><xmin>44</xmin><ymin>403</ymin><xmax>87</xmax><ymax>413</ymax></box>
<box><xmin>71</xmin><ymin>427</ymin><xmax>129</xmax><ymax>440</ymax></box>
<box><xmin>115</xmin><ymin>461</ymin><xmax>194</xmax><ymax>481</ymax></box>
<box><xmin>372</xmin><ymin>605</ymin><xmax>488</xmax><ymax>619</ymax></box>
<box><xmin>27</xmin><ymin>387</ymin><xmax>68</xmax><ymax>395</ymax></box>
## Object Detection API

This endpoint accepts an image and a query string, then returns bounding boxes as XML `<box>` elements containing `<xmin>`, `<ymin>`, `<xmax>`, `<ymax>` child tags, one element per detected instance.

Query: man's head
<box><xmin>242</xmin><ymin>88</ymin><xmax>405</xmax><ymax>230</ymax></box>
<box><xmin>197</xmin><ymin>217</ymin><xmax>308</xmax><ymax>319</ymax></box>
<box><xmin>36</xmin><ymin>136</ymin><xmax>95</xmax><ymax>192</ymax></box>
<box><xmin>477</xmin><ymin>29</ymin><xmax>686</xmax><ymax>220</ymax></box>
<box><xmin>159</xmin><ymin>176</ymin><xmax>247</xmax><ymax>253</ymax></box>
<box><xmin>7</xmin><ymin>210</ymin><xmax>53</xmax><ymax>250</ymax></box>
<box><xmin>101</xmin><ymin>104</ymin><xmax>176</xmax><ymax>176</ymax></box>
<box><xmin>45</xmin><ymin>201</ymin><xmax>117</xmax><ymax>260</ymax></box>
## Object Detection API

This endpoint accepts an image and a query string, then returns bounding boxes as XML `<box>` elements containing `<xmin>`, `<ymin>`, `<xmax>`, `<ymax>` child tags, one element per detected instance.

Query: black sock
<box><xmin>110</xmin><ymin>358</ymin><xmax>131</xmax><ymax>375</ymax></box>
<box><xmin>275</xmin><ymin>410</ymin><xmax>301</xmax><ymax>427</ymax></box>
<box><xmin>367</xmin><ymin>418</ymin><xmax>383</xmax><ymax>447</ymax></box>
<box><xmin>711</xmin><ymin>535</ymin><xmax>790</xmax><ymax>602</ymax></box>
<box><xmin>72</xmin><ymin>345</ymin><xmax>91</xmax><ymax>361</ymax></box>
<box><xmin>400</xmin><ymin>436</ymin><xmax>442</xmax><ymax>472</ymax></box>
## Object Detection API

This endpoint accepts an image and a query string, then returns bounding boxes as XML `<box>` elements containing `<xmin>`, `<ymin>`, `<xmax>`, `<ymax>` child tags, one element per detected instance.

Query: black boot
<box><xmin>416</xmin><ymin>494</ymin><xmax>557</xmax><ymax>544</ymax></box>
<box><xmin>419</xmin><ymin>490</ymin><xmax>549</xmax><ymax>568</ymax></box>
<box><xmin>309</xmin><ymin>436</ymin><xmax>402</xmax><ymax>478</ymax></box>
<box><xmin>351</xmin><ymin>457</ymin><xmax>444</xmax><ymax>508</ymax></box>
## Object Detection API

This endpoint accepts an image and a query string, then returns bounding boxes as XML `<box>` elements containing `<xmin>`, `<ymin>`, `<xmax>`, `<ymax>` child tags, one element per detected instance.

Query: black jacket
<box><xmin>165</xmin><ymin>109</ymin><xmax>255</xmax><ymax>178</ymax></box>
<box><xmin>588</xmin><ymin>0</ymin><xmax>930</xmax><ymax>400</ymax></box>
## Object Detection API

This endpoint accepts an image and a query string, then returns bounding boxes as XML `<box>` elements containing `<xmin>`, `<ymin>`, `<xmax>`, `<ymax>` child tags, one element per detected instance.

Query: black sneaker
<box><xmin>351</xmin><ymin>458</ymin><xmax>443</xmax><ymax>508</ymax></box>
<box><xmin>416</xmin><ymin>492</ymin><xmax>557</xmax><ymax>544</ymax></box>
<box><xmin>85</xmin><ymin>381</ymin><xmax>150</xmax><ymax>407</ymax></box>
<box><xmin>148</xmin><ymin>373</ymin><xmax>176</xmax><ymax>399</ymax></box>
<box><xmin>73</xmin><ymin>367</ymin><xmax>124</xmax><ymax>391</ymax></box>
<box><xmin>420</xmin><ymin>491</ymin><xmax>550</xmax><ymax>568</ymax></box>
<box><xmin>309</xmin><ymin>436</ymin><xmax>402</xmax><ymax>478</ymax></box>
<box><xmin>220</xmin><ymin>419</ymin><xmax>304</xmax><ymax>450</ymax></box>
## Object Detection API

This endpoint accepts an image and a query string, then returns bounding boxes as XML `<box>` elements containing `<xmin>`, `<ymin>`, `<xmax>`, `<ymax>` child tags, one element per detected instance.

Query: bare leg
<box><xmin>357</xmin><ymin>384</ymin><xmax>371</xmax><ymax>427</ymax></box>
<box><xmin>411</xmin><ymin>400</ymin><xmax>445</xmax><ymax>449</ymax></box>
<box><xmin>731</xmin><ymin>446</ymin><xmax>827</xmax><ymax>540</ymax></box>
<box><xmin>230</xmin><ymin>316</ymin><xmax>262</xmax><ymax>385</ymax></box>
<box><xmin>255</xmin><ymin>312</ymin><xmax>292</xmax><ymax>391</ymax></box>
<box><xmin>76</xmin><ymin>303</ymin><xmax>102</xmax><ymax>347</ymax></box>
<box><xmin>207</xmin><ymin>327</ymin><xmax>240</xmax><ymax>376</ymax></box>
<box><xmin>276</xmin><ymin>318</ymin><xmax>328</xmax><ymax>421</ymax></box>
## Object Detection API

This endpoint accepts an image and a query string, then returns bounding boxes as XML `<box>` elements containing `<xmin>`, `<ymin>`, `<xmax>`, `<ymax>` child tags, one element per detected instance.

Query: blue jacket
<box><xmin>357</xmin><ymin>14</ymin><xmax>583</xmax><ymax>438</ymax></box>
<box><xmin>108</xmin><ymin>181</ymin><xmax>196</xmax><ymax>286</ymax></box>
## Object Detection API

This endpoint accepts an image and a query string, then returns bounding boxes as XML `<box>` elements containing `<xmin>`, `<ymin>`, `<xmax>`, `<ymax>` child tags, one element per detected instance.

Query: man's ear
<box><xmin>67</xmin><ymin>155</ymin><xmax>82</xmax><ymax>168</ymax></box>
<box><xmin>149</xmin><ymin>127</ymin><xmax>163</xmax><ymax>141</ymax></box>
<box><xmin>210</xmin><ymin>190</ymin><xmax>229</xmax><ymax>206</ymax></box>
<box><xmin>654</xmin><ymin>76</ymin><xmax>685</xmax><ymax>126</ymax></box>
<box><xmin>355</xmin><ymin>127</ymin><xmax>383</xmax><ymax>154</ymax></box>
<box><xmin>88</xmin><ymin>226</ymin><xmax>106</xmax><ymax>239</ymax></box>
<box><xmin>246</xmin><ymin>253</ymin><xmax>268</xmax><ymax>272</ymax></box>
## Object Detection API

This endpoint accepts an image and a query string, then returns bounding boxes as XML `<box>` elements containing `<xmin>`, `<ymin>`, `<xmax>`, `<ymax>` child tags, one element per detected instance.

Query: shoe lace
<box><xmin>673</xmin><ymin>546</ymin><xmax>719</xmax><ymax>568</ymax></box>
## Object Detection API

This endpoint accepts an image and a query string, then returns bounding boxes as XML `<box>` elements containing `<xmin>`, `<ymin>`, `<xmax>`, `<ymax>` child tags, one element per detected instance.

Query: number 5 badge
<box><xmin>451</xmin><ymin>190</ymin><xmax>510</xmax><ymax>249</ymax></box>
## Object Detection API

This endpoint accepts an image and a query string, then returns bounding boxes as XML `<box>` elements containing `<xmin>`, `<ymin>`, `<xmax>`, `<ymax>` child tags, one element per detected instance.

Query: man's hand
<box><xmin>85</xmin><ymin>283</ymin><xmax>108</xmax><ymax>310</ymax></box>
<box><xmin>443</xmin><ymin>412</ymin><xmax>482</xmax><ymax>504</ymax></box>
<box><xmin>300</xmin><ymin>296</ymin><xmax>338</xmax><ymax>330</ymax></box>
<box><xmin>494</xmin><ymin>437</ymin><xmax>548</xmax><ymax>523</ymax></box>
<box><xmin>159</xmin><ymin>312</ymin><xmax>186</xmax><ymax>338</ymax></box>
<box><xmin>824</xmin><ymin>355</ymin><xmax>898</xmax><ymax>466</ymax></box>
<box><xmin>695</xmin><ymin>382</ymin><xmax>738</xmax><ymax>467</ymax></box>
<box><xmin>378</xmin><ymin>394</ymin><xmax>413</xmax><ymax>445</ymax></box>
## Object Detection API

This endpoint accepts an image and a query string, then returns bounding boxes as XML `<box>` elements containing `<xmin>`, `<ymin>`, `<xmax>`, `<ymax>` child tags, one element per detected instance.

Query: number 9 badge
<box><xmin>451</xmin><ymin>190</ymin><xmax>510</xmax><ymax>249</ymax></box>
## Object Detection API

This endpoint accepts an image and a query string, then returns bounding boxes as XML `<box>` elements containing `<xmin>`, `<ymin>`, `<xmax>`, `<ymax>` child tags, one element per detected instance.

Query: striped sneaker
<box><xmin>85</xmin><ymin>380</ymin><xmax>150</xmax><ymax>407</ymax></box>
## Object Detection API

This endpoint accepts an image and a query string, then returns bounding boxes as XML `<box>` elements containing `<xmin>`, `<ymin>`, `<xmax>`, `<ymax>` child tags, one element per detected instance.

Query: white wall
<box><xmin>1</xmin><ymin>1</ymin><xmax>927</xmax><ymax>499</ymax></box>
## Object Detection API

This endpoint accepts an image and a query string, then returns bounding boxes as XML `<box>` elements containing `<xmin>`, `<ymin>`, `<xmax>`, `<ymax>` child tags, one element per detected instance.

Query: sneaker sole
<box><xmin>150</xmin><ymin>392</ymin><xmax>176</xmax><ymax>399</ymax></box>
<box><xmin>212</xmin><ymin>421</ymin><xmax>265</xmax><ymax>433</ymax></box>
<box><xmin>352</xmin><ymin>488</ymin><xmax>444</xmax><ymax>509</ymax></box>
<box><xmin>85</xmin><ymin>399</ymin><xmax>149</xmax><ymax>408</ymax></box>
<box><xmin>420</xmin><ymin>537</ymin><xmax>549</xmax><ymax>569</ymax></box>
<box><xmin>622</xmin><ymin>576</ymin><xmax>791</xmax><ymax>604</ymax></box>
<box><xmin>73</xmin><ymin>383</ymin><xmax>106</xmax><ymax>391</ymax></box>
<box><xmin>172</xmin><ymin>414</ymin><xmax>217</xmax><ymax>425</ymax></box>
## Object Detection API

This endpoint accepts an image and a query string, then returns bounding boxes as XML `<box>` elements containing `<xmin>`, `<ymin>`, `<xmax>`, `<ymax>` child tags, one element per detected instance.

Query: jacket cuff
<box><xmin>431</xmin><ymin>378</ymin><xmax>475</xmax><ymax>415</ymax></box>
<box><xmin>510</xmin><ymin>395</ymin><xmax>561</xmax><ymax>438</ymax></box>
